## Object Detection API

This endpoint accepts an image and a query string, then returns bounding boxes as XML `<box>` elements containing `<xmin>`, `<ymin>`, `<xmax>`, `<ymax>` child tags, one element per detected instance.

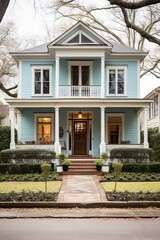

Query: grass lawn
<box><xmin>0</xmin><ymin>181</ymin><xmax>62</xmax><ymax>193</ymax></box>
<box><xmin>101</xmin><ymin>182</ymin><xmax>160</xmax><ymax>192</ymax></box>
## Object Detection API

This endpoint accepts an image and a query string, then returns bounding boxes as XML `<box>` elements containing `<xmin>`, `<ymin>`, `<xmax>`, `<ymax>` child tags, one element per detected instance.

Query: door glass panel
<box><xmin>71</xmin><ymin>66</ymin><xmax>79</xmax><ymax>85</ymax></box>
<box><xmin>82</xmin><ymin>66</ymin><xmax>89</xmax><ymax>86</ymax></box>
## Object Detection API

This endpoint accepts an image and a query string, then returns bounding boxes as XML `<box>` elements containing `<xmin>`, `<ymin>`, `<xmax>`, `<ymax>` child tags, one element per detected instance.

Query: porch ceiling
<box><xmin>6</xmin><ymin>98</ymin><xmax>152</xmax><ymax>110</ymax></box>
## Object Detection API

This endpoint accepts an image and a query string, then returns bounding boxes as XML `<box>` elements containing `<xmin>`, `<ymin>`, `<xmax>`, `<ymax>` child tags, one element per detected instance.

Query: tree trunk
<box><xmin>0</xmin><ymin>0</ymin><xmax>10</xmax><ymax>22</ymax></box>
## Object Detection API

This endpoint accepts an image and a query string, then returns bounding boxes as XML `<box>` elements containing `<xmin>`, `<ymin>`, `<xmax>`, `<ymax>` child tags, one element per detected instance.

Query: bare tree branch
<box><xmin>120</xmin><ymin>7</ymin><xmax>160</xmax><ymax>45</ymax></box>
<box><xmin>108</xmin><ymin>0</ymin><xmax>160</xmax><ymax>9</ymax></box>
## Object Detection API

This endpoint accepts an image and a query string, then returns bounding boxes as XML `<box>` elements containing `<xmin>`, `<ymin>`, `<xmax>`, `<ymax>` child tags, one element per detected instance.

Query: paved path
<box><xmin>57</xmin><ymin>175</ymin><xmax>106</xmax><ymax>202</ymax></box>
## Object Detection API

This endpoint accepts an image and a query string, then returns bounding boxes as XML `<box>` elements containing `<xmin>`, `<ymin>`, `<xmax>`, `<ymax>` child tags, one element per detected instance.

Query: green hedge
<box><xmin>0</xmin><ymin>126</ymin><xmax>17</xmax><ymax>151</ymax></box>
<box><xmin>0</xmin><ymin>164</ymin><xmax>42</xmax><ymax>174</ymax></box>
<box><xmin>110</xmin><ymin>148</ymin><xmax>153</xmax><ymax>163</ymax></box>
<box><xmin>0</xmin><ymin>149</ymin><xmax>56</xmax><ymax>163</ymax></box>
<box><xmin>121</xmin><ymin>162</ymin><xmax>160</xmax><ymax>173</ymax></box>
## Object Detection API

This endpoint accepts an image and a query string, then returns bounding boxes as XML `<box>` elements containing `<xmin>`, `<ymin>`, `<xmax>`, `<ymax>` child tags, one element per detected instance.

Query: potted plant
<box><xmin>62</xmin><ymin>159</ymin><xmax>71</xmax><ymax>171</ymax></box>
<box><xmin>101</xmin><ymin>152</ymin><xmax>109</xmax><ymax>164</ymax></box>
<box><xmin>56</xmin><ymin>153</ymin><xmax>67</xmax><ymax>173</ymax></box>
<box><xmin>95</xmin><ymin>159</ymin><xmax>103</xmax><ymax>171</ymax></box>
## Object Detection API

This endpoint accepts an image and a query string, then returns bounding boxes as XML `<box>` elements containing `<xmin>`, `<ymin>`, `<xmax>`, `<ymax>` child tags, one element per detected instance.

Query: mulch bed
<box><xmin>106</xmin><ymin>192</ymin><xmax>160</xmax><ymax>201</ymax></box>
<box><xmin>0</xmin><ymin>192</ymin><xmax>58</xmax><ymax>202</ymax></box>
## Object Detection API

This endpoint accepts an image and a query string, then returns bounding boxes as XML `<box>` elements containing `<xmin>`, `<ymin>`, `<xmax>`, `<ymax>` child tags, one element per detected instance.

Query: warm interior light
<box><xmin>78</xmin><ymin>110</ymin><xmax>83</xmax><ymax>119</ymax></box>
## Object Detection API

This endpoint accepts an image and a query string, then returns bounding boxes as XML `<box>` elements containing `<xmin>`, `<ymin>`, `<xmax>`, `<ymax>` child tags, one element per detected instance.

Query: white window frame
<box><xmin>68</xmin><ymin>61</ymin><xmax>93</xmax><ymax>86</ymax></box>
<box><xmin>106</xmin><ymin>66</ymin><xmax>127</xmax><ymax>96</ymax></box>
<box><xmin>34</xmin><ymin>113</ymin><xmax>54</xmax><ymax>144</ymax></box>
<box><xmin>106</xmin><ymin>113</ymin><xmax>125</xmax><ymax>144</ymax></box>
<box><xmin>32</xmin><ymin>65</ymin><xmax>52</xmax><ymax>96</ymax></box>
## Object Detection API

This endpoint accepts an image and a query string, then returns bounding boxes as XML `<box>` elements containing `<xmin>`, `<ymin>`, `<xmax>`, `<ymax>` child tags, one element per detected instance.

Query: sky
<box><xmin>1</xmin><ymin>0</ymin><xmax>160</xmax><ymax>99</ymax></box>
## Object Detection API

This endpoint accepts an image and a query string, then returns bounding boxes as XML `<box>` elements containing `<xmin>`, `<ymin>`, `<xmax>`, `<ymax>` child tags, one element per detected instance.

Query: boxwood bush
<box><xmin>110</xmin><ymin>148</ymin><xmax>153</xmax><ymax>163</ymax></box>
<box><xmin>121</xmin><ymin>162</ymin><xmax>160</xmax><ymax>173</ymax></box>
<box><xmin>0</xmin><ymin>126</ymin><xmax>17</xmax><ymax>151</ymax></box>
<box><xmin>0</xmin><ymin>149</ymin><xmax>56</xmax><ymax>163</ymax></box>
<box><xmin>0</xmin><ymin>164</ymin><xmax>42</xmax><ymax>174</ymax></box>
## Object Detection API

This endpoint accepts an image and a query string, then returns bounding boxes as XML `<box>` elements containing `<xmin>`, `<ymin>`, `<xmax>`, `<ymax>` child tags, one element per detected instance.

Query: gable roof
<box><xmin>11</xmin><ymin>21</ymin><xmax>147</xmax><ymax>60</ymax></box>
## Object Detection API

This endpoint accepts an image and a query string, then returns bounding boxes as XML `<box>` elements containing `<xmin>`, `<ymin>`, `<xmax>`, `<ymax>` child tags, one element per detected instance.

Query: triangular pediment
<box><xmin>48</xmin><ymin>21</ymin><xmax>112</xmax><ymax>47</ymax></box>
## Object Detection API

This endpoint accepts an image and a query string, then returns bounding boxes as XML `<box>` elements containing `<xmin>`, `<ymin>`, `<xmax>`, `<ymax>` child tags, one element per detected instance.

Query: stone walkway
<box><xmin>57</xmin><ymin>175</ymin><xmax>106</xmax><ymax>202</ymax></box>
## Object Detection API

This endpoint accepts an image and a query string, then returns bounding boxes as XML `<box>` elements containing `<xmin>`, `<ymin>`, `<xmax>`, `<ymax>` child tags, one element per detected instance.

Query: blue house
<box><xmin>7</xmin><ymin>22</ymin><xmax>151</xmax><ymax>157</ymax></box>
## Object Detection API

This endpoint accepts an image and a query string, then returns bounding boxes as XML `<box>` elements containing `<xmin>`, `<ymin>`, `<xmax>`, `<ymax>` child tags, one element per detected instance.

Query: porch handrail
<box><xmin>59</xmin><ymin>85</ymin><xmax>101</xmax><ymax>98</ymax></box>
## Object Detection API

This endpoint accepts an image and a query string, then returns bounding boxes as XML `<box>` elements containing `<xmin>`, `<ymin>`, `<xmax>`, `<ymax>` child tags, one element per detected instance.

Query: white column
<box><xmin>55</xmin><ymin>56</ymin><xmax>59</xmax><ymax>98</ymax></box>
<box><xmin>101</xmin><ymin>56</ymin><xmax>105</xmax><ymax>98</ymax></box>
<box><xmin>10</xmin><ymin>107</ymin><xmax>16</xmax><ymax>149</ymax></box>
<box><xmin>100</xmin><ymin>107</ymin><xmax>106</xmax><ymax>154</ymax></box>
<box><xmin>137</xmin><ymin>110</ymin><xmax>140</xmax><ymax>144</ymax></box>
<box><xmin>54</xmin><ymin>107</ymin><xmax>61</xmax><ymax>155</ymax></box>
<box><xmin>144</xmin><ymin>107</ymin><xmax>149</xmax><ymax>148</ymax></box>
<box><xmin>17</xmin><ymin>110</ymin><xmax>21</xmax><ymax>142</ymax></box>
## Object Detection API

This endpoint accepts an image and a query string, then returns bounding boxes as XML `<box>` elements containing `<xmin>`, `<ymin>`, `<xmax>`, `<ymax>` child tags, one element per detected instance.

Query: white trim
<box><xmin>106</xmin><ymin>113</ymin><xmax>125</xmax><ymax>144</ymax></box>
<box><xmin>55</xmin><ymin>57</ymin><xmax>59</xmax><ymax>98</ymax></box>
<box><xmin>137</xmin><ymin>111</ymin><xmax>140</xmax><ymax>144</ymax></box>
<box><xmin>68</xmin><ymin>61</ymin><xmax>93</xmax><ymax>86</ymax></box>
<box><xmin>32</xmin><ymin>65</ymin><xmax>52</xmax><ymax>96</ymax></box>
<box><xmin>18</xmin><ymin>61</ymin><xmax>22</xmax><ymax>98</ymax></box>
<box><xmin>137</xmin><ymin>60</ymin><xmax>140</xmax><ymax>98</ymax></box>
<box><xmin>34</xmin><ymin>113</ymin><xmax>54</xmax><ymax>144</ymax></box>
<box><xmin>106</xmin><ymin>65</ymin><xmax>127</xmax><ymax>97</ymax></box>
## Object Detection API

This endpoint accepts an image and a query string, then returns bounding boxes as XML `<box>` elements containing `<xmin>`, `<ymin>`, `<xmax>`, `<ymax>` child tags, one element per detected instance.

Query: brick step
<box><xmin>69</xmin><ymin>166</ymin><xmax>96</xmax><ymax>169</ymax></box>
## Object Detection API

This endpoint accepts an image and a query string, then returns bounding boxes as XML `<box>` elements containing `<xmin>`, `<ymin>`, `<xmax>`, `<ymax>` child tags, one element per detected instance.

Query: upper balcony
<box><xmin>59</xmin><ymin>85</ymin><xmax>101</xmax><ymax>98</ymax></box>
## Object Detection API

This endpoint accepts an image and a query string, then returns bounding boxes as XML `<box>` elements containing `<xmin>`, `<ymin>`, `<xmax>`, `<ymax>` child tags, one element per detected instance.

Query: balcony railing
<box><xmin>59</xmin><ymin>85</ymin><xmax>101</xmax><ymax>98</ymax></box>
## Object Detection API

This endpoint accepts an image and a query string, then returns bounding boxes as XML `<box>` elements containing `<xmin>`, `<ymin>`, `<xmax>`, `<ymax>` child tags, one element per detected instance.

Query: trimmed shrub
<box><xmin>110</xmin><ymin>148</ymin><xmax>153</xmax><ymax>163</ymax></box>
<box><xmin>0</xmin><ymin>164</ymin><xmax>42</xmax><ymax>174</ymax></box>
<box><xmin>0</xmin><ymin>149</ymin><xmax>56</xmax><ymax>163</ymax></box>
<box><xmin>121</xmin><ymin>162</ymin><xmax>160</xmax><ymax>173</ymax></box>
<box><xmin>0</xmin><ymin>126</ymin><xmax>17</xmax><ymax>151</ymax></box>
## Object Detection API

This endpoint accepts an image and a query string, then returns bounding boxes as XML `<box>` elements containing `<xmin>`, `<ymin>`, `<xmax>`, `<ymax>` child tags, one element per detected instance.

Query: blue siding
<box><xmin>93</xmin><ymin>60</ymin><xmax>101</xmax><ymax>85</ymax></box>
<box><xmin>59</xmin><ymin>59</ymin><xmax>68</xmax><ymax>85</ymax></box>
<box><xmin>21</xmin><ymin>60</ymin><xmax>55</xmax><ymax>98</ymax></box>
<box><xmin>105</xmin><ymin>61</ymin><xmax>137</xmax><ymax>98</ymax></box>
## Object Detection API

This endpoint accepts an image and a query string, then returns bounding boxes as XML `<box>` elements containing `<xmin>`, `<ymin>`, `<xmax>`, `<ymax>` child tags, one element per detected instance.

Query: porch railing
<box><xmin>59</xmin><ymin>85</ymin><xmax>101</xmax><ymax>98</ymax></box>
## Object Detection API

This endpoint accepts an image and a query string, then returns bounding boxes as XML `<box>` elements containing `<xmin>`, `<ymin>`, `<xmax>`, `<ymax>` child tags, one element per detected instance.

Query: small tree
<box><xmin>112</xmin><ymin>162</ymin><xmax>123</xmax><ymax>192</ymax></box>
<box><xmin>41</xmin><ymin>164</ymin><xmax>51</xmax><ymax>193</ymax></box>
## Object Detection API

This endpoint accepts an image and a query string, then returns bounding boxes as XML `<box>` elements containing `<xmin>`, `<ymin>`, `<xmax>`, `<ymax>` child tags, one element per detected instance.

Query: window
<box><xmin>148</xmin><ymin>95</ymin><xmax>158</xmax><ymax>119</ymax></box>
<box><xmin>154</xmin><ymin>95</ymin><xmax>158</xmax><ymax>116</ymax></box>
<box><xmin>106</xmin><ymin>114</ymin><xmax>124</xmax><ymax>144</ymax></box>
<box><xmin>107</xmin><ymin>66</ymin><xmax>127</xmax><ymax>96</ymax></box>
<box><xmin>34</xmin><ymin>114</ymin><xmax>54</xmax><ymax>144</ymax></box>
<box><xmin>32</xmin><ymin>66</ymin><xmax>52</xmax><ymax>95</ymax></box>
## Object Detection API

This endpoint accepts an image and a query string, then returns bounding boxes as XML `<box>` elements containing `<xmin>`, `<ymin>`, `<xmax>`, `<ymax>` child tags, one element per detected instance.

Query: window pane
<box><xmin>68</xmin><ymin>34</ymin><xmax>79</xmax><ymax>43</ymax></box>
<box><xmin>81</xmin><ymin>34</ymin><xmax>93</xmax><ymax>43</ymax></box>
<box><xmin>118</xmin><ymin>82</ymin><xmax>124</xmax><ymax>94</ymax></box>
<box><xmin>43</xmin><ymin>70</ymin><xmax>49</xmax><ymax>82</ymax></box>
<box><xmin>43</xmin><ymin>82</ymin><xmax>49</xmax><ymax>94</ymax></box>
<box><xmin>71</xmin><ymin>66</ymin><xmax>79</xmax><ymax>85</ymax></box>
<box><xmin>82</xmin><ymin>66</ymin><xmax>89</xmax><ymax>86</ymax></box>
<box><xmin>35</xmin><ymin>70</ymin><xmax>41</xmax><ymax>81</ymax></box>
<box><xmin>109</xmin><ymin>70</ymin><xmax>116</xmax><ymax>94</ymax></box>
<box><xmin>35</xmin><ymin>82</ymin><xmax>41</xmax><ymax>94</ymax></box>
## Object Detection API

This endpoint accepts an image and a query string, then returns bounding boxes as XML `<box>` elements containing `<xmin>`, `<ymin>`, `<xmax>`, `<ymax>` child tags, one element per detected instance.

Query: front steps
<box><xmin>63</xmin><ymin>159</ymin><xmax>102</xmax><ymax>175</ymax></box>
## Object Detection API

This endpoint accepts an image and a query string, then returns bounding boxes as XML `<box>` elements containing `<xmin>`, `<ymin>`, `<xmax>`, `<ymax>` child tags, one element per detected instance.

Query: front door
<box><xmin>74</xmin><ymin>121</ymin><xmax>87</xmax><ymax>155</ymax></box>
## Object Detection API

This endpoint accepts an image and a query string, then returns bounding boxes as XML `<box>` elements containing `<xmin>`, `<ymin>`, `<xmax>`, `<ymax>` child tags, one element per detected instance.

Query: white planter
<box><xmin>102</xmin><ymin>165</ymin><xmax>109</xmax><ymax>173</ymax></box>
<box><xmin>56</xmin><ymin>165</ymin><xmax>63</xmax><ymax>173</ymax></box>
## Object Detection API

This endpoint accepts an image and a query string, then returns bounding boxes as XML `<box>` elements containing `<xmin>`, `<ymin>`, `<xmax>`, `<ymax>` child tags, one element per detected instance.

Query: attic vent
<box><xmin>67</xmin><ymin>32</ymin><xmax>95</xmax><ymax>44</ymax></box>
<box><xmin>68</xmin><ymin>34</ymin><xmax>79</xmax><ymax>43</ymax></box>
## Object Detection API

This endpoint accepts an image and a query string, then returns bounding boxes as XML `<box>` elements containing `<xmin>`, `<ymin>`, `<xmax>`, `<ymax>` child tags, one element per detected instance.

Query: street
<box><xmin>0</xmin><ymin>219</ymin><xmax>160</xmax><ymax>240</ymax></box>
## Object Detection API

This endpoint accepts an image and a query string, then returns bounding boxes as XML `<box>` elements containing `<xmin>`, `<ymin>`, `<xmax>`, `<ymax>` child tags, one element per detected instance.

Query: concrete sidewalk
<box><xmin>0</xmin><ymin>208</ymin><xmax>160</xmax><ymax>219</ymax></box>
<box><xmin>57</xmin><ymin>175</ymin><xmax>106</xmax><ymax>202</ymax></box>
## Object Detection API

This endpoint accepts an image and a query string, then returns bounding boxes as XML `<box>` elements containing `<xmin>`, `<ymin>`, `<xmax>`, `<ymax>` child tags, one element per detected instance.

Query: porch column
<box><xmin>137</xmin><ymin>110</ymin><xmax>140</xmax><ymax>144</ymax></box>
<box><xmin>17</xmin><ymin>110</ymin><xmax>21</xmax><ymax>142</ymax></box>
<box><xmin>55</xmin><ymin>56</ymin><xmax>59</xmax><ymax>98</ymax></box>
<box><xmin>101</xmin><ymin>56</ymin><xmax>105</xmax><ymax>98</ymax></box>
<box><xmin>54</xmin><ymin>107</ymin><xmax>61</xmax><ymax>155</ymax></box>
<box><xmin>9</xmin><ymin>107</ymin><xmax>16</xmax><ymax>149</ymax></box>
<box><xmin>144</xmin><ymin>107</ymin><xmax>149</xmax><ymax>148</ymax></box>
<box><xmin>100</xmin><ymin>107</ymin><xmax>106</xmax><ymax>154</ymax></box>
